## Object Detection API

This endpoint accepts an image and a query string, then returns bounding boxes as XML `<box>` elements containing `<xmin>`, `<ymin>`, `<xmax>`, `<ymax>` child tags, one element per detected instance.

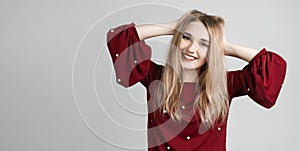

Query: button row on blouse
<box><xmin>115</xmin><ymin>53</ymin><xmax>138</xmax><ymax>64</ymax></box>
<box><xmin>162</xmin><ymin>107</ymin><xmax>185</xmax><ymax>113</ymax></box>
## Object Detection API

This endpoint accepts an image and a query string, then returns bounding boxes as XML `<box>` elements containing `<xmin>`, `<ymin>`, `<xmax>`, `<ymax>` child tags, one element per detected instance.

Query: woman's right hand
<box><xmin>170</xmin><ymin>10</ymin><xmax>194</xmax><ymax>29</ymax></box>
<box><xmin>136</xmin><ymin>10</ymin><xmax>198</xmax><ymax>41</ymax></box>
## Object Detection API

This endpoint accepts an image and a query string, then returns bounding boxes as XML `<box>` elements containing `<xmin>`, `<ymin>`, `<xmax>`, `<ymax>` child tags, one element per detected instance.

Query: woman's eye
<box><xmin>182</xmin><ymin>35</ymin><xmax>191</xmax><ymax>40</ymax></box>
<box><xmin>201</xmin><ymin>42</ymin><xmax>209</xmax><ymax>47</ymax></box>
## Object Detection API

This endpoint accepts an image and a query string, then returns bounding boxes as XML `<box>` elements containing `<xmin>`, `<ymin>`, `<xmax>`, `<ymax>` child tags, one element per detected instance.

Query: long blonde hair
<box><xmin>154</xmin><ymin>10</ymin><xmax>229</xmax><ymax>127</ymax></box>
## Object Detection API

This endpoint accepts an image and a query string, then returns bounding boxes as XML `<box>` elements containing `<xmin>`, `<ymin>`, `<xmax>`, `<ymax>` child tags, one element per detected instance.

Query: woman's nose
<box><xmin>186</xmin><ymin>42</ymin><xmax>207</xmax><ymax>58</ymax></box>
<box><xmin>186</xmin><ymin>42</ymin><xmax>199</xmax><ymax>53</ymax></box>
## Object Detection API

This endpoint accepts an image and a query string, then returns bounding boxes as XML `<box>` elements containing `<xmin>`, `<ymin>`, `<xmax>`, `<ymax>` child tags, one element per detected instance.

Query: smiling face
<box><xmin>178</xmin><ymin>21</ymin><xmax>210</xmax><ymax>70</ymax></box>
<box><xmin>159</xmin><ymin>11</ymin><xmax>229</xmax><ymax>127</ymax></box>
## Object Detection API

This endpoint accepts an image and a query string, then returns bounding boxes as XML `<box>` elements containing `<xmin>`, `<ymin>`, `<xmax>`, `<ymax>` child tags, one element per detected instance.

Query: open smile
<box><xmin>182</xmin><ymin>52</ymin><xmax>198</xmax><ymax>61</ymax></box>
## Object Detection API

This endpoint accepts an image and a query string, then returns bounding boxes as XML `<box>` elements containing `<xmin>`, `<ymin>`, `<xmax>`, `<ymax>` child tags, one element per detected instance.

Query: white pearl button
<box><xmin>181</xmin><ymin>105</ymin><xmax>185</xmax><ymax>109</ymax></box>
<box><xmin>186</xmin><ymin>136</ymin><xmax>191</xmax><ymax>140</ymax></box>
<box><xmin>166</xmin><ymin>146</ymin><xmax>171</xmax><ymax>150</ymax></box>
<box><xmin>115</xmin><ymin>53</ymin><xmax>119</xmax><ymax>57</ymax></box>
<box><xmin>217</xmin><ymin>127</ymin><xmax>221</xmax><ymax>131</ymax></box>
<box><xmin>134</xmin><ymin>60</ymin><xmax>137</xmax><ymax>64</ymax></box>
<box><xmin>163</xmin><ymin>110</ymin><xmax>167</xmax><ymax>113</ymax></box>
<box><xmin>110</xmin><ymin>29</ymin><xmax>114</xmax><ymax>32</ymax></box>
<box><xmin>247</xmin><ymin>88</ymin><xmax>250</xmax><ymax>92</ymax></box>
<box><xmin>117</xmin><ymin>78</ymin><xmax>121</xmax><ymax>82</ymax></box>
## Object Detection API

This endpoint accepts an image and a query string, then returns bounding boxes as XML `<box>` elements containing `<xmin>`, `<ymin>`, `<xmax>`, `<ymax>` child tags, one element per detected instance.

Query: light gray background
<box><xmin>0</xmin><ymin>0</ymin><xmax>299</xmax><ymax>150</ymax></box>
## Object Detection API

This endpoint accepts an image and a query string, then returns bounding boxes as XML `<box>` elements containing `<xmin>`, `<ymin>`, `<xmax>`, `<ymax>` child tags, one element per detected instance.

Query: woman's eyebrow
<box><xmin>200</xmin><ymin>38</ymin><xmax>210</xmax><ymax>43</ymax></box>
<box><xmin>183</xmin><ymin>32</ymin><xmax>192</xmax><ymax>37</ymax></box>
<box><xmin>184</xmin><ymin>32</ymin><xmax>209</xmax><ymax>43</ymax></box>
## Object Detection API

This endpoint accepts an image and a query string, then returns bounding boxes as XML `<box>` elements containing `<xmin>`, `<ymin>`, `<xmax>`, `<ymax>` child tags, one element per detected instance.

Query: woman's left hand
<box><xmin>222</xmin><ymin>30</ymin><xmax>232</xmax><ymax>56</ymax></box>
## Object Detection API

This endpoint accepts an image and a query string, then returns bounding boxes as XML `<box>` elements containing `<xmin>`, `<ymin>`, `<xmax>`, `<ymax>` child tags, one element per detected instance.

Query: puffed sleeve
<box><xmin>227</xmin><ymin>48</ymin><xmax>287</xmax><ymax>109</ymax></box>
<box><xmin>106</xmin><ymin>23</ymin><xmax>152</xmax><ymax>87</ymax></box>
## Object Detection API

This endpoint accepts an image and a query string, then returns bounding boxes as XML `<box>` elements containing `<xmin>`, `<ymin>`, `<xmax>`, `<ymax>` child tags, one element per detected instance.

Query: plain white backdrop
<box><xmin>0</xmin><ymin>0</ymin><xmax>299</xmax><ymax>150</ymax></box>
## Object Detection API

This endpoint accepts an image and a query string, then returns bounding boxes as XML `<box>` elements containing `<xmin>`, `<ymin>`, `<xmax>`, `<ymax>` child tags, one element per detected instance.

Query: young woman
<box><xmin>106</xmin><ymin>10</ymin><xmax>286</xmax><ymax>151</ymax></box>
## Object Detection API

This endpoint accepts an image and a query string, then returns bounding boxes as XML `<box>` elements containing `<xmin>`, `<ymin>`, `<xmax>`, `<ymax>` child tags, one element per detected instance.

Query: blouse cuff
<box><xmin>107</xmin><ymin>23</ymin><xmax>152</xmax><ymax>87</ymax></box>
<box><xmin>242</xmin><ymin>48</ymin><xmax>287</xmax><ymax>108</ymax></box>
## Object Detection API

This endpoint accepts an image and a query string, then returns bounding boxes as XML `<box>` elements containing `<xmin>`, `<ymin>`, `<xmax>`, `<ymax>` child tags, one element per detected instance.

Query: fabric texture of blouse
<box><xmin>106</xmin><ymin>23</ymin><xmax>287</xmax><ymax>151</ymax></box>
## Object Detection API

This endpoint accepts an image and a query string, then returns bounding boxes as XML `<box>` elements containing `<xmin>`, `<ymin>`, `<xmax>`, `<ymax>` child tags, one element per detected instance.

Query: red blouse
<box><xmin>106</xmin><ymin>23</ymin><xmax>287</xmax><ymax>151</ymax></box>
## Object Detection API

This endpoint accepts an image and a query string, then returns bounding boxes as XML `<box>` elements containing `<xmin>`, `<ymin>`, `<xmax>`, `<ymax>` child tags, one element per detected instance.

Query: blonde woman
<box><xmin>106</xmin><ymin>10</ymin><xmax>286</xmax><ymax>151</ymax></box>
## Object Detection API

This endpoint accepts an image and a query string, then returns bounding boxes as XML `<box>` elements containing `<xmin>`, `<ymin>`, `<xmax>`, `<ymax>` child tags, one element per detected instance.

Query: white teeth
<box><xmin>183</xmin><ymin>54</ymin><xmax>196</xmax><ymax>60</ymax></box>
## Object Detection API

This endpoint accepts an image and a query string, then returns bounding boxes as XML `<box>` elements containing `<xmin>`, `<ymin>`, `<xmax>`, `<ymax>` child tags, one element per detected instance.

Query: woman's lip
<box><xmin>182</xmin><ymin>53</ymin><xmax>197</xmax><ymax>62</ymax></box>
<box><xmin>182</xmin><ymin>53</ymin><xmax>198</xmax><ymax>60</ymax></box>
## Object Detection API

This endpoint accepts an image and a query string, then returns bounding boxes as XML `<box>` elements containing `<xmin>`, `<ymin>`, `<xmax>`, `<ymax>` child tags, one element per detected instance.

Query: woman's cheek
<box><xmin>199</xmin><ymin>48</ymin><xmax>208</xmax><ymax>59</ymax></box>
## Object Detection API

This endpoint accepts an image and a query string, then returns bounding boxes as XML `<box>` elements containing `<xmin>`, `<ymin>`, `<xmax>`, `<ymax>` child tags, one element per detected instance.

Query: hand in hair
<box><xmin>219</xmin><ymin>15</ymin><xmax>259</xmax><ymax>62</ymax></box>
<box><xmin>170</xmin><ymin>10</ymin><xmax>193</xmax><ymax>28</ymax></box>
<box><xmin>136</xmin><ymin>9</ymin><xmax>206</xmax><ymax>40</ymax></box>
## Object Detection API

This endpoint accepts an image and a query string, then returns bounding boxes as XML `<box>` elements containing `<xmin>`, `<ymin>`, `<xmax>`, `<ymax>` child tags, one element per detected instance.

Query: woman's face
<box><xmin>178</xmin><ymin>21</ymin><xmax>210</xmax><ymax>70</ymax></box>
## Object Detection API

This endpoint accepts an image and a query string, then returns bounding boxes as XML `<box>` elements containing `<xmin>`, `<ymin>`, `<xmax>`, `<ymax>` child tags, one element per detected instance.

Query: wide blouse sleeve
<box><xmin>106</xmin><ymin>23</ymin><xmax>152</xmax><ymax>87</ymax></box>
<box><xmin>228</xmin><ymin>48</ymin><xmax>287</xmax><ymax>109</ymax></box>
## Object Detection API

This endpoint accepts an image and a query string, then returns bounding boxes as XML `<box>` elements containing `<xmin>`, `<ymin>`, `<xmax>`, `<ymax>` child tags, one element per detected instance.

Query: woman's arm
<box><xmin>135</xmin><ymin>11</ymin><xmax>192</xmax><ymax>40</ymax></box>
<box><xmin>224</xmin><ymin>43</ymin><xmax>260</xmax><ymax>62</ymax></box>
<box><xmin>224</xmin><ymin>32</ymin><xmax>287</xmax><ymax>108</ymax></box>
<box><xmin>135</xmin><ymin>22</ymin><xmax>176</xmax><ymax>41</ymax></box>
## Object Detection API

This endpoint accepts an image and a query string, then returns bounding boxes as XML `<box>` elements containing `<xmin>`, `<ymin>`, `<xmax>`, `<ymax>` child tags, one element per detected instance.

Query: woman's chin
<box><xmin>182</xmin><ymin>64</ymin><xmax>199</xmax><ymax>70</ymax></box>
<box><xmin>182</xmin><ymin>60</ymin><xmax>205</xmax><ymax>70</ymax></box>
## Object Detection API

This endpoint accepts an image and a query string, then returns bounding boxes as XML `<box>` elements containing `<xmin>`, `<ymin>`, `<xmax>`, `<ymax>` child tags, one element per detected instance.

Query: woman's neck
<box><xmin>182</xmin><ymin>69</ymin><xmax>199</xmax><ymax>82</ymax></box>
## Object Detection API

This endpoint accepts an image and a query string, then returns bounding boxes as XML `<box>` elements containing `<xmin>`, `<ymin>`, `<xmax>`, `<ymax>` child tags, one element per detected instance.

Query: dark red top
<box><xmin>106</xmin><ymin>23</ymin><xmax>287</xmax><ymax>151</ymax></box>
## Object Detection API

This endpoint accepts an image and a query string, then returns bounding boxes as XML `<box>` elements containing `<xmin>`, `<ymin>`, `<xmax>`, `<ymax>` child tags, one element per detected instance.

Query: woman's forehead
<box><xmin>184</xmin><ymin>21</ymin><xmax>209</xmax><ymax>42</ymax></box>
